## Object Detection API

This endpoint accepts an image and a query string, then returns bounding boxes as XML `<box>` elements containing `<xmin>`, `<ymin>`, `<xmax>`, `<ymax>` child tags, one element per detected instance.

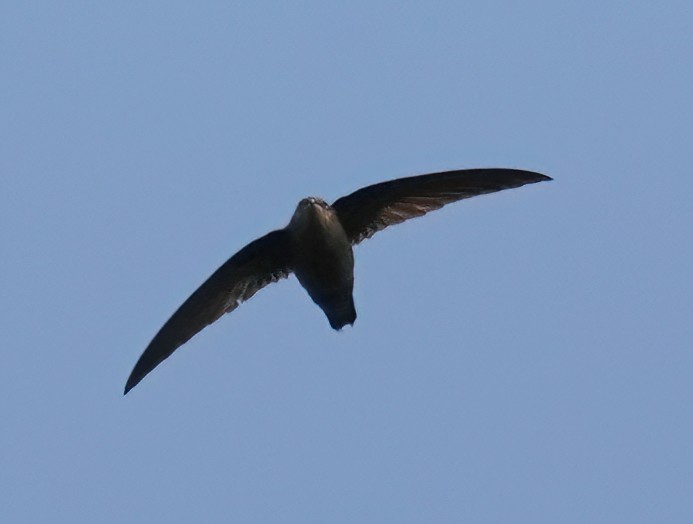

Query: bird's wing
<box><xmin>332</xmin><ymin>169</ymin><xmax>551</xmax><ymax>244</ymax></box>
<box><xmin>124</xmin><ymin>229</ymin><xmax>292</xmax><ymax>394</ymax></box>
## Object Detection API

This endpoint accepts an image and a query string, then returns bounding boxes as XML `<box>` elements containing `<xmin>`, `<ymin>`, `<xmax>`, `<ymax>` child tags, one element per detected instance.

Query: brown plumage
<box><xmin>124</xmin><ymin>168</ymin><xmax>551</xmax><ymax>394</ymax></box>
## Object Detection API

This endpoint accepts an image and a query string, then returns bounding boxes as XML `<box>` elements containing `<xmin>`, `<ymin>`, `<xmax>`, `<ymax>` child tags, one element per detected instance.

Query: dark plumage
<box><xmin>124</xmin><ymin>168</ymin><xmax>551</xmax><ymax>394</ymax></box>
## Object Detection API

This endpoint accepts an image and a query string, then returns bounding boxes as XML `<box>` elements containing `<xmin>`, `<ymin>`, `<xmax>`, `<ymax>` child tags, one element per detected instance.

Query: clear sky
<box><xmin>2</xmin><ymin>1</ymin><xmax>692</xmax><ymax>522</ymax></box>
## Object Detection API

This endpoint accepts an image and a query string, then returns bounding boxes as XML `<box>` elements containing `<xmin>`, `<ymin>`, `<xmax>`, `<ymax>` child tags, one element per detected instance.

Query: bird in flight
<box><xmin>124</xmin><ymin>168</ymin><xmax>551</xmax><ymax>394</ymax></box>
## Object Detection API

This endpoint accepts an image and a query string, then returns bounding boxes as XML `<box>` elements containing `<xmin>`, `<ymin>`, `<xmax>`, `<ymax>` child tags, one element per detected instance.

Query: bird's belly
<box><xmin>293</xmin><ymin>234</ymin><xmax>356</xmax><ymax>329</ymax></box>
<box><xmin>294</xmin><ymin>234</ymin><xmax>354</xmax><ymax>294</ymax></box>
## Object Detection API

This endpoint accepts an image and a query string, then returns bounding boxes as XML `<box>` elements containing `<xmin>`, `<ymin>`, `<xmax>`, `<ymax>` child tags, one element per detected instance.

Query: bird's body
<box><xmin>125</xmin><ymin>168</ymin><xmax>551</xmax><ymax>394</ymax></box>
<box><xmin>289</xmin><ymin>197</ymin><xmax>356</xmax><ymax>329</ymax></box>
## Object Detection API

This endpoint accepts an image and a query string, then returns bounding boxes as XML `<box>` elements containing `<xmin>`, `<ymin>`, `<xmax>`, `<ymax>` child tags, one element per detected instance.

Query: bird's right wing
<box><xmin>332</xmin><ymin>168</ymin><xmax>551</xmax><ymax>244</ymax></box>
<box><xmin>124</xmin><ymin>229</ymin><xmax>292</xmax><ymax>394</ymax></box>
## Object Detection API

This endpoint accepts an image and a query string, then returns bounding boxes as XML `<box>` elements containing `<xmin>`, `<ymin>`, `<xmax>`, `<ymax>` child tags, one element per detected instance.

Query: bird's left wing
<box><xmin>332</xmin><ymin>169</ymin><xmax>551</xmax><ymax>244</ymax></box>
<box><xmin>124</xmin><ymin>229</ymin><xmax>292</xmax><ymax>394</ymax></box>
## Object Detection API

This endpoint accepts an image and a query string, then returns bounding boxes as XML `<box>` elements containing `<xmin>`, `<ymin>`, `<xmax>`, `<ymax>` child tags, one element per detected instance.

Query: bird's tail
<box><xmin>319</xmin><ymin>293</ymin><xmax>356</xmax><ymax>330</ymax></box>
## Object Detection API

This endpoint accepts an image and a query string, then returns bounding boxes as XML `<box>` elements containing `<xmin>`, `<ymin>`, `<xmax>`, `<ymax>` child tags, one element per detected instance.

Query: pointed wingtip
<box><xmin>123</xmin><ymin>375</ymin><xmax>139</xmax><ymax>396</ymax></box>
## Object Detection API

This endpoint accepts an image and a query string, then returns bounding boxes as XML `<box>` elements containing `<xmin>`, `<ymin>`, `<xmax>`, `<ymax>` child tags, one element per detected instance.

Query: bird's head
<box><xmin>298</xmin><ymin>196</ymin><xmax>328</xmax><ymax>209</ymax></box>
<box><xmin>289</xmin><ymin>197</ymin><xmax>332</xmax><ymax>229</ymax></box>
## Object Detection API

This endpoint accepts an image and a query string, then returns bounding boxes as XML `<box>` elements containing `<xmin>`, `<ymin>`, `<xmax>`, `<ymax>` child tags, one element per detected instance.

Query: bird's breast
<box><xmin>289</xmin><ymin>206</ymin><xmax>354</xmax><ymax>293</ymax></box>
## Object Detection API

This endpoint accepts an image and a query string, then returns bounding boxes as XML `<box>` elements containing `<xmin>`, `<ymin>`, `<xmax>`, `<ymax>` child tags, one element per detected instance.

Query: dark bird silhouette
<box><xmin>124</xmin><ymin>168</ymin><xmax>551</xmax><ymax>394</ymax></box>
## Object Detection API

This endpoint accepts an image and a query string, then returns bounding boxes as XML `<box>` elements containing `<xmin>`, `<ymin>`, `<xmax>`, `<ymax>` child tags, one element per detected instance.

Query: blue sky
<box><xmin>2</xmin><ymin>1</ymin><xmax>692</xmax><ymax>522</ymax></box>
